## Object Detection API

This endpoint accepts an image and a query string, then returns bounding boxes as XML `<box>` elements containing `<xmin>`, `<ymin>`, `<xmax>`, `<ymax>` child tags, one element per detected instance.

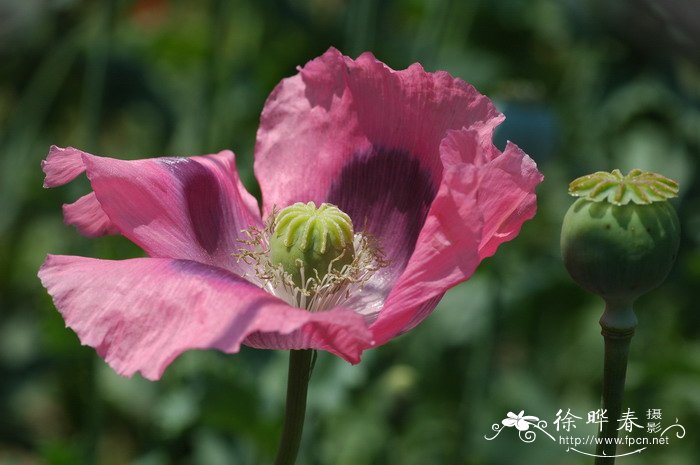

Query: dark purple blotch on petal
<box><xmin>326</xmin><ymin>147</ymin><xmax>437</xmax><ymax>273</ymax></box>
<box><xmin>164</xmin><ymin>159</ymin><xmax>225</xmax><ymax>255</ymax></box>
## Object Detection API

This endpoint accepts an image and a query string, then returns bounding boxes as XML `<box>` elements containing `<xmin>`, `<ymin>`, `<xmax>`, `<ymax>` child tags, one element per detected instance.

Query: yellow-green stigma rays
<box><xmin>236</xmin><ymin>202</ymin><xmax>387</xmax><ymax>312</ymax></box>
<box><xmin>568</xmin><ymin>169</ymin><xmax>679</xmax><ymax>206</ymax></box>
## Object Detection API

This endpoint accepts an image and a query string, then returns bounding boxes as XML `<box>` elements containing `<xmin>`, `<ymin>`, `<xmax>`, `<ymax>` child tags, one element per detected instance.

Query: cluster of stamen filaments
<box><xmin>235</xmin><ymin>207</ymin><xmax>387</xmax><ymax>312</ymax></box>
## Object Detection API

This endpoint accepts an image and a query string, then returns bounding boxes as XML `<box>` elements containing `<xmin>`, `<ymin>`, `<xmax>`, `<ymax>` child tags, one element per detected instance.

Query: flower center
<box><xmin>236</xmin><ymin>202</ymin><xmax>387</xmax><ymax>311</ymax></box>
<box><xmin>269</xmin><ymin>202</ymin><xmax>355</xmax><ymax>289</ymax></box>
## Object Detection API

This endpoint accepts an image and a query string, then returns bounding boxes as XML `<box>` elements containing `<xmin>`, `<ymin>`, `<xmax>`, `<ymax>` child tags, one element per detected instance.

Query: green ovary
<box><xmin>269</xmin><ymin>202</ymin><xmax>355</xmax><ymax>289</ymax></box>
<box><xmin>560</xmin><ymin>198</ymin><xmax>680</xmax><ymax>301</ymax></box>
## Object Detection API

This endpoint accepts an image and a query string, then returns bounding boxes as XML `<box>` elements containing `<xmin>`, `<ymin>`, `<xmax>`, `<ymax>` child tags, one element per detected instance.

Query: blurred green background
<box><xmin>1</xmin><ymin>0</ymin><xmax>699</xmax><ymax>464</ymax></box>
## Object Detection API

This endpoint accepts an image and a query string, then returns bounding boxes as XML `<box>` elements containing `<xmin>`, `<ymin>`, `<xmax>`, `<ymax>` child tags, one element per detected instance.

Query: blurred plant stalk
<box><xmin>595</xmin><ymin>302</ymin><xmax>635</xmax><ymax>462</ymax></box>
<box><xmin>274</xmin><ymin>350</ymin><xmax>314</xmax><ymax>465</ymax></box>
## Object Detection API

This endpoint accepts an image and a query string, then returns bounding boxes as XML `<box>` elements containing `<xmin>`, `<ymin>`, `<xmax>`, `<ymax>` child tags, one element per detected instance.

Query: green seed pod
<box><xmin>561</xmin><ymin>169</ymin><xmax>681</xmax><ymax>462</ymax></box>
<box><xmin>561</xmin><ymin>169</ymin><xmax>680</xmax><ymax>328</ymax></box>
<box><xmin>269</xmin><ymin>202</ymin><xmax>355</xmax><ymax>289</ymax></box>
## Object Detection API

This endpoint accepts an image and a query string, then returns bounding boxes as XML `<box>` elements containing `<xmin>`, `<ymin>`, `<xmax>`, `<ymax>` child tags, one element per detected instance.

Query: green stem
<box><xmin>274</xmin><ymin>350</ymin><xmax>314</xmax><ymax>465</ymax></box>
<box><xmin>595</xmin><ymin>301</ymin><xmax>637</xmax><ymax>465</ymax></box>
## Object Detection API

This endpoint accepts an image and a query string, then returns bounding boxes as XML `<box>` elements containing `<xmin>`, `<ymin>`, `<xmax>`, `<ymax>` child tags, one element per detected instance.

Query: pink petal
<box><xmin>43</xmin><ymin>146</ymin><xmax>119</xmax><ymax>237</ymax></box>
<box><xmin>42</xmin><ymin>146</ymin><xmax>86</xmax><ymax>188</ymax></box>
<box><xmin>370</xmin><ymin>128</ymin><xmax>542</xmax><ymax>345</ymax></box>
<box><xmin>440</xmin><ymin>130</ymin><xmax>543</xmax><ymax>259</ymax></box>
<box><xmin>256</xmin><ymin>48</ymin><xmax>502</xmax><ymax>214</ymax></box>
<box><xmin>38</xmin><ymin>255</ymin><xmax>373</xmax><ymax>380</ymax></box>
<box><xmin>63</xmin><ymin>192</ymin><xmax>119</xmax><ymax>237</ymax></box>
<box><xmin>476</xmin><ymin>141</ymin><xmax>542</xmax><ymax>259</ymax></box>
<box><xmin>255</xmin><ymin>47</ymin><xmax>503</xmax><ymax>313</ymax></box>
<box><xmin>369</xmin><ymin>165</ymin><xmax>483</xmax><ymax>343</ymax></box>
<box><xmin>43</xmin><ymin>146</ymin><xmax>261</xmax><ymax>274</ymax></box>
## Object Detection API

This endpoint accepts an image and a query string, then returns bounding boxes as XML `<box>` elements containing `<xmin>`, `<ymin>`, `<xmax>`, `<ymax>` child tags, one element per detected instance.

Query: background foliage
<box><xmin>1</xmin><ymin>0</ymin><xmax>699</xmax><ymax>464</ymax></box>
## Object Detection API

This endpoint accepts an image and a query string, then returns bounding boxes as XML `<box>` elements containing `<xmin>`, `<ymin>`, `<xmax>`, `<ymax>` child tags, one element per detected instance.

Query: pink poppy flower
<box><xmin>38</xmin><ymin>48</ymin><xmax>543</xmax><ymax>380</ymax></box>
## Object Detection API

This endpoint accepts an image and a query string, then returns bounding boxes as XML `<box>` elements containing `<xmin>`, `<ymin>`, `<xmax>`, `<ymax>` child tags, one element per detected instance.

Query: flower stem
<box><xmin>274</xmin><ymin>350</ymin><xmax>314</xmax><ymax>465</ymax></box>
<box><xmin>595</xmin><ymin>300</ymin><xmax>637</xmax><ymax>465</ymax></box>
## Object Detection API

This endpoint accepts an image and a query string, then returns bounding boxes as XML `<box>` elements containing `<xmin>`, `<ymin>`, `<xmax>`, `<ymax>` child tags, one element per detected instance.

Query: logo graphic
<box><xmin>484</xmin><ymin>408</ymin><xmax>686</xmax><ymax>458</ymax></box>
<box><xmin>486</xmin><ymin>410</ymin><xmax>555</xmax><ymax>443</ymax></box>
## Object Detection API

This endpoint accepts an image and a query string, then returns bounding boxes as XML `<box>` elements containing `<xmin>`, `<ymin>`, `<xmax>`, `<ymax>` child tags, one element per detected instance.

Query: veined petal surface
<box><xmin>39</xmin><ymin>255</ymin><xmax>372</xmax><ymax>379</ymax></box>
<box><xmin>42</xmin><ymin>146</ymin><xmax>261</xmax><ymax>274</ymax></box>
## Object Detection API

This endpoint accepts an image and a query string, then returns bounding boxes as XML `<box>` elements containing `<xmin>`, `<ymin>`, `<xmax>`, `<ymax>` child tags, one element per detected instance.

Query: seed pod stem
<box><xmin>595</xmin><ymin>300</ymin><xmax>637</xmax><ymax>464</ymax></box>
